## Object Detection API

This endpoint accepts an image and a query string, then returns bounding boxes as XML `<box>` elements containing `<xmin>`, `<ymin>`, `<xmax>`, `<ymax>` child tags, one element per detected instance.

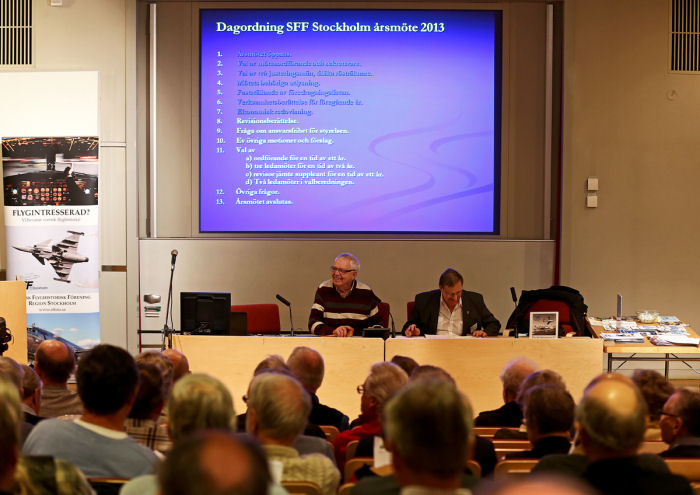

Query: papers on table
<box><xmin>595</xmin><ymin>316</ymin><xmax>689</xmax><ymax>336</ymax></box>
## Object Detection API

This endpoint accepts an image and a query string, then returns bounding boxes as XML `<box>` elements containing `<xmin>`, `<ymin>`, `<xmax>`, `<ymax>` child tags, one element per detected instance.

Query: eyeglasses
<box><xmin>356</xmin><ymin>385</ymin><xmax>365</xmax><ymax>395</ymax></box>
<box><xmin>331</xmin><ymin>266</ymin><xmax>356</xmax><ymax>274</ymax></box>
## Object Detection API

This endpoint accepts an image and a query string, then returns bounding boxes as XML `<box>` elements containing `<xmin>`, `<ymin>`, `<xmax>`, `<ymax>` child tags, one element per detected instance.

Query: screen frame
<box><xmin>195</xmin><ymin>5</ymin><xmax>504</xmax><ymax>236</ymax></box>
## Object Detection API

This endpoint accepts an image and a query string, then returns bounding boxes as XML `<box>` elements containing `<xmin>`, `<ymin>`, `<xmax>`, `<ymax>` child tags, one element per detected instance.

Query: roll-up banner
<box><xmin>3</xmin><ymin>137</ymin><xmax>100</xmax><ymax>359</ymax></box>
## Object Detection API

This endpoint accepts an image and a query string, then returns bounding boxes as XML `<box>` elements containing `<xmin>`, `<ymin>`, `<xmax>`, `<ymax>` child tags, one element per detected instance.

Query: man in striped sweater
<box><xmin>308</xmin><ymin>253</ymin><xmax>382</xmax><ymax>337</ymax></box>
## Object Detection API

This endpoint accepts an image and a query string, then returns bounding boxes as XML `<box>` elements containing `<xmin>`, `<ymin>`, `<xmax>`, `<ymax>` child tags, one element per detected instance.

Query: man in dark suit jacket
<box><xmin>659</xmin><ymin>388</ymin><xmax>700</xmax><ymax>458</ymax></box>
<box><xmin>402</xmin><ymin>268</ymin><xmax>500</xmax><ymax>337</ymax></box>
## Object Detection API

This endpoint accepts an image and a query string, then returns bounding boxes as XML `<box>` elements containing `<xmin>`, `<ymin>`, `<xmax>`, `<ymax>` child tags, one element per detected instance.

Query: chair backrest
<box><xmin>493</xmin><ymin>459</ymin><xmax>538</xmax><ymax>478</ymax></box>
<box><xmin>466</xmin><ymin>459</ymin><xmax>482</xmax><ymax>478</ymax></box>
<box><xmin>345</xmin><ymin>439</ymin><xmax>360</xmax><ymax>460</ymax></box>
<box><xmin>492</xmin><ymin>440</ymin><xmax>532</xmax><ymax>460</ymax></box>
<box><xmin>344</xmin><ymin>457</ymin><xmax>374</xmax><ymax>483</ymax></box>
<box><xmin>377</xmin><ymin>302</ymin><xmax>391</xmax><ymax>328</ymax></box>
<box><xmin>338</xmin><ymin>482</ymin><xmax>355</xmax><ymax>495</ymax></box>
<box><xmin>665</xmin><ymin>458</ymin><xmax>700</xmax><ymax>482</ymax></box>
<box><xmin>638</xmin><ymin>441</ymin><xmax>667</xmax><ymax>455</ymax></box>
<box><xmin>281</xmin><ymin>480</ymin><xmax>323</xmax><ymax>495</ymax></box>
<box><xmin>319</xmin><ymin>424</ymin><xmax>340</xmax><ymax>443</ymax></box>
<box><xmin>87</xmin><ymin>478</ymin><xmax>129</xmax><ymax>495</ymax></box>
<box><xmin>406</xmin><ymin>301</ymin><xmax>415</xmax><ymax>321</ymax></box>
<box><xmin>527</xmin><ymin>299</ymin><xmax>573</xmax><ymax>335</ymax></box>
<box><xmin>474</xmin><ymin>427</ymin><xmax>521</xmax><ymax>438</ymax></box>
<box><xmin>230</xmin><ymin>304</ymin><xmax>280</xmax><ymax>334</ymax></box>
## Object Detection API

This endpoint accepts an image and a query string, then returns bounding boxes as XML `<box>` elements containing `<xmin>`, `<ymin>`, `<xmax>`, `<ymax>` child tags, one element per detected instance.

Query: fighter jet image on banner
<box><xmin>13</xmin><ymin>231</ymin><xmax>89</xmax><ymax>283</ymax></box>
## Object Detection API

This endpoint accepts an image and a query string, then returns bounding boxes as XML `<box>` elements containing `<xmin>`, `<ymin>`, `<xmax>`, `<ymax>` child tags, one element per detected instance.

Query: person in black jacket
<box><xmin>505</xmin><ymin>384</ymin><xmax>573</xmax><ymax>459</ymax></box>
<box><xmin>403</xmin><ymin>268</ymin><xmax>500</xmax><ymax>337</ymax></box>
<box><xmin>287</xmin><ymin>346</ymin><xmax>349</xmax><ymax>432</ymax></box>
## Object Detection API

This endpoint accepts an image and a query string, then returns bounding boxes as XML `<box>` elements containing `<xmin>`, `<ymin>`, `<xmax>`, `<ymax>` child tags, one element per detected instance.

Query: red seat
<box><xmin>377</xmin><ymin>302</ymin><xmax>391</xmax><ymax>328</ymax></box>
<box><xmin>406</xmin><ymin>301</ymin><xmax>415</xmax><ymax>321</ymax></box>
<box><xmin>526</xmin><ymin>299</ymin><xmax>574</xmax><ymax>336</ymax></box>
<box><xmin>230</xmin><ymin>304</ymin><xmax>280</xmax><ymax>334</ymax></box>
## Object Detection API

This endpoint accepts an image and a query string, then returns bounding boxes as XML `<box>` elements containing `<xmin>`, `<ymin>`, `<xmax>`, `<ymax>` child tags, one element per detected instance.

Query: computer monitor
<box><xmin>180</xmin><ymin>292</ymin><xmax>232</xmax><ymax>335</ymax></box>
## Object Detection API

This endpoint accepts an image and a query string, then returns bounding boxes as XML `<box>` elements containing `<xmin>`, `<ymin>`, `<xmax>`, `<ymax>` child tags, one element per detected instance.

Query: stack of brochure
<box><xmin>600</xmin><ymin>332</ymin><xmax>645</xmax><ymax>344</ymax></box>
<box><xmin>649</xmin><ymin>335</ymin><xmax>700</xmax><ymax>347</ymax></box>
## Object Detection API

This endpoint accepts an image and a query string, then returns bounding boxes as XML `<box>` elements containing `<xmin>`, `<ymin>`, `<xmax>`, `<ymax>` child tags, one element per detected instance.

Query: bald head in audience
<box><xmin>476</xmin><ymin>476</ymin><xmax>598</xmax><ymax>495</ymax></box>
<box><xmin>577</xmin><ymin>374</ymin><xmax>648</xmax><ymax>460</ymax></box>
<box><xmin>159</xmin><ymin>430</ymin><xmax>270</xmax><ymax>495</ymax></box>
<box><xmin>34</xmin><ymin>340</ymin><xmax>74</xmax><ymax>387</ymax></box>
<box><xmin>287</xmin><ymin>346</ymin><xmax>324</xmax><ymax>394</ymax></box>
<box><xmin>162</xmin><ymin>348</ymin><xmax>190</xmax><ymax>383</ymax></box>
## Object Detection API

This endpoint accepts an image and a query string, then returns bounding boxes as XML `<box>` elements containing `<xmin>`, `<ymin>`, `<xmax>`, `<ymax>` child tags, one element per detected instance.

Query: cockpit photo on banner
<box><xmin>2</xmin><ymin>136</ymin><xmax>100</xmax><ymax>362</ymax></box>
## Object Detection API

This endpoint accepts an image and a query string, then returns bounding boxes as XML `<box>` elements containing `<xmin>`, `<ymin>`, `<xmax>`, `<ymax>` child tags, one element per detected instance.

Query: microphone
<box><xmin>276</xmin><ymin>294</ymin><xmax>295</xmax><ymax>336</ymax></box>
<box><xmin>161</xmin><ymin>249</ymin><xmax>178</xmax><ymax>351</ymax></box>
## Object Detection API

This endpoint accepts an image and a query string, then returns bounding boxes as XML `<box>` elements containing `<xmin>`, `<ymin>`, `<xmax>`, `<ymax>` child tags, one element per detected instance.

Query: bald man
<box><xmin>159</xmin><ymin>431</ymin><xmax>272</xmax><ymax>495</ymax></box>
<box><xmin>163</xmin><ymin>348</ymin><xmax>190</xmax><ymax>383</ymax></box>
<box><xmin>537</xmin><ymin>373</ymin><xmax>692</xmax><ymax>495</ymax></box>
<box><xmin>34</xmin><ymin>340</ymin><xmax>82</xmax><ymax>417</ymax></box>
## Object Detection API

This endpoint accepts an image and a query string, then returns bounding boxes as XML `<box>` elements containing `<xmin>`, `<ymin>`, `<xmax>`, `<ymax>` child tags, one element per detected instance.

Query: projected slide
<box><xmin>200</xmin><ymin>9</ymin><xmax>501</xmax><ymax>233</ymax></box>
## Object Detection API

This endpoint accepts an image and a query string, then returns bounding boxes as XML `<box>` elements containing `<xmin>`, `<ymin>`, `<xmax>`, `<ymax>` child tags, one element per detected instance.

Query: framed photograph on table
<box><xmin>529</xmin><ymin>312</ymin><xmax>559</xmax><ymax>338</ymax></box>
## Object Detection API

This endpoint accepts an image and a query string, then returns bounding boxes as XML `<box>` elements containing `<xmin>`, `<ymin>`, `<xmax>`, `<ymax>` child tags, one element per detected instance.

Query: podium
<box><xmin>0</xmin><ymin>281</ymin><xmax>27</xmax><ymax>364</ymax></box>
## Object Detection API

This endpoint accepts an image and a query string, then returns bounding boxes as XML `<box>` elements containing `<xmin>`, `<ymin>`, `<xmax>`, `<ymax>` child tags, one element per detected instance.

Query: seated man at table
<box><xmin>308</xmin><ymin>253</ymin><xmax>382</xmax><ymax>337</ymax></box>
<box><xmin>659</xmin><ymin>388</ymin><xmax>700</xmax><ymax>458</ymax></box>
<box><xmin>403</xmin><ymin>268</ymin><xmax>500</xmax><ymax>337</ymax></box>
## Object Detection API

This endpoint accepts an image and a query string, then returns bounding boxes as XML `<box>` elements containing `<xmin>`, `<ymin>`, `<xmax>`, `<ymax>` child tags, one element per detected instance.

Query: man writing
<box><xmin>403</xmin><ymin>268</ymin><xmax>500</xmax><ymax>337</ymax></box>
<box><xmin>308</xmin><ymin>253</ymin><xmax>382</xmax><ymax>337</ymax></box>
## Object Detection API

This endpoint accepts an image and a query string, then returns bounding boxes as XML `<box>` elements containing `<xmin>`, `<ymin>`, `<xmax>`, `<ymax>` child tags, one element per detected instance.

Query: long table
<box><xmin>174</xmin><ymin>335</ymin><xmax>603</xmax><ymax>418</ymax></box>
<box><xmin>589</xmin><ymin>324</ymin><xmax>700</xmax><ymax>378</ymax></box>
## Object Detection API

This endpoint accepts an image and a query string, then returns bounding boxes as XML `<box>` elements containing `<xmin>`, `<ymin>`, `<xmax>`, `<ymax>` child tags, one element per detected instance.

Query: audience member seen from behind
<box><xmin>383</xmin><ymin>380</ymin><xmax>474</xmax><ymax>494</ymax></box>
<box><xmin>475</xmin><ymin>475</ymin><xmax>598</xmax><ymax>495</ymax></box>
<box><xmin>0</xmin><ymin>356</ymin><xmax>33</xmax><ymax>444</ymax></box>
<box><xmin>573</xmin><ymin>375</ymin><xmax>692</xmax><ymax>495</ymax></box>
<box><xmin>120</xmin><ymin>372</ymin><xmax>238</xmax><ymax>495</ymax></box>
<box><xmin>659</xmin><ymin>388</ymin><xmax>700</xmax><ymax>458</ymax></box>
<box><xmin>494</xmin><ymin>368</ymin><xmax>568</xmax><ymax>440</ymax></box>
<box><xmin>287</xmin><ymin>346</ymin><xmax>350</xmax><ymax>431</ymax></box>
<box><xmin>22</xmin><ymin>344</ymin><xmax>160</xmax><ymax>479</ymax></box>
<box><xmin>0</xmin><ymin>374</ymin><xmax>93</xmax><ymax>495</ymax></box>
<box><xmin>308</xmin><ymin>252</ymin><xmax>382</xmax><ymax>337</ymax></box>
<box><xmin>34</xmin><ymin>339</ymin><xmax>82</xmax><ymax>418</ymax></box>
<box><xmin>159</xmin><ymin>430</ymin><xmax>271</xmax><ymax>495</ymax></box>
<box><xmin>505</xmin><ymin>384</ymin><xmax>574</xmax><ymax>459</ymax></box>
<box><xmin>632</xmin><ymin>369</ymin><xmax>675</xmax><ymax>441</ymax></box>
<box><xmin>334</xmin><ymin>362</ymin><xmax>408</xmax><ymax>468</ymax></box>
<box><xmin>246</xmin><ymin>372</ymin><xmax>340</xmax><ymax>495</ymax></box>
<box><xmin>125</xmin><ymin>361</ymin><xmax>171</xmax><ymax>454</ymax></box>
<box><xmin>19</xmin><ymin>364</ymin><xmax>42</xmax><ymax>425</ymax></box>
<box><xmin>403</xmin><ymin>268</ymin><xmax>501</xmax><ymax>337</ymax></box>
<box><xmin>0</xmin><ymin>375</ymin><xmax>22</xmax><ymax>494</ymax></box>
<box><xmin>389</xmin><ymin>355</ymin><xmax>419</xmax><ymax>377</ymax></box>
<box><xmin>162</xmin><ymin>348</ymin><xmax>190</xmax><ymax>382</ymax></box>
<box><xmin>474</xmin><ymin>358</ymin><xmax>538</xmax><ymax>427</ymax></box>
